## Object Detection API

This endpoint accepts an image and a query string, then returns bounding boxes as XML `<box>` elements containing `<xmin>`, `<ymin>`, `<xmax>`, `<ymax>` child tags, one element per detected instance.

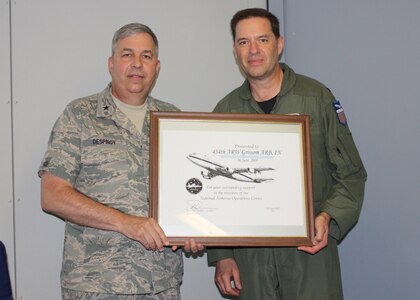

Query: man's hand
<box><xmin>120</xmin><ymin>215</ymin><xmax>169</xmax><ymax>251</ymax></box>
<box><xmin>172</xmin><ymin>239</ymin><xmax>205</xmax><ymax>253</ymax></box>
<box><xmin>214</xmin><ymin>258</ymin><xmax>242</xmax><ymax>297</ymax></box>
<box><xmin>298</xmin><ymin>212</ymin><xmax>331</xmax><ymax>254</ymax></box>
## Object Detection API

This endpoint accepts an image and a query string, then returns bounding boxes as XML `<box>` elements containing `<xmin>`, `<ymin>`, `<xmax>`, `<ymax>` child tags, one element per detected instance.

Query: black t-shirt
<box><xmin>257</xmin><ymin>95</ymin><xmax>277</xmax><ymax>114</ymax></box>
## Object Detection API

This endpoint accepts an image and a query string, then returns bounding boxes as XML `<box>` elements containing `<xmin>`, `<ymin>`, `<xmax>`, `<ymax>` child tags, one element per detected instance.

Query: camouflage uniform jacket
<box><xmin>207</xmin><ymin>63</ymin><xmax>367</xmax><ymax>265</ymax></box>
<box><xmin>39</xmin><ymin>84</ymin><xmax>183</xmax><ymax>294</ymax></box>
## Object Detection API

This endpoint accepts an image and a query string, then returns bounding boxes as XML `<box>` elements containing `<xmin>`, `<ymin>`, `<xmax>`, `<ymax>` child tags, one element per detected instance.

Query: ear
<box><xmin>277</xmin><ymin>36</ymin><xmax>284</xmax><ymax>56</ymax></box>
<box><xmin>108</xmin><ymin>56</ymin><xmax>113</xmax><ymax>74</ymax></box>
<box><xmin>156</xmin><ymin>59</ymin><xmax>161</xmax><ymax>75</ymax></box>
<box><xmin>233</xmin><ymin>45</ymin><xmax>238</xmax><ymax>60</ymax></box>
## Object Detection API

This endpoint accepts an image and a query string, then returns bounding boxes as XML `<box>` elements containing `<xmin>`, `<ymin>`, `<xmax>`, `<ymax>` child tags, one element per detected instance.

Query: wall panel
<box><xmin>0</xmin><ymin>0</ymin><xmax>14</xmax><ymax>297</ymax></box>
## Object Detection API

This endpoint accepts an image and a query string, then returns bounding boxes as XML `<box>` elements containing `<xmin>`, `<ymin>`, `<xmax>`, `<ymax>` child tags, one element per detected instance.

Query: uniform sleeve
<box><xmin>38</xmin><ymin>105</ymin><xmax>81</xmax><ymax>185</ymax></box>
<box><xmin>320</xmin><ymin>98</ymin><xmax>367</xmax><ymax>241</ymax></box>
<box><xmin>212</xmin><ymin>101</ymin><xmax>226</xmax><ymax>113</ymax></box>
<box><xmin>206</xmin><ymin>248</ymin><xmax>234</xmax><ymax>266</ymax></box>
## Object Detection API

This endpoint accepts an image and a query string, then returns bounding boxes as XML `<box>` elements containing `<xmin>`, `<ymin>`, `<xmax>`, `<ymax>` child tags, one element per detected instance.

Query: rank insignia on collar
<box><xmin>333</xmin><ymin>100</ymin><xmax>347</xmax><ymax>125</ymax></box>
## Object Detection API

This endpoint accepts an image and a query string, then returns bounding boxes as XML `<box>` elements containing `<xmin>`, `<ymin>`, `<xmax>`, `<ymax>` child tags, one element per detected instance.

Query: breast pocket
<box><xmin>78</xmin><ymin>138</ymin><xmax>130</xmax><ymax>198</ymax></box>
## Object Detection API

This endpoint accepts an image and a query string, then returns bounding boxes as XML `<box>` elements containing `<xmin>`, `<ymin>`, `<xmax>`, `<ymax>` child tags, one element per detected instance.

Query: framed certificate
<box><xmin>149</xmin><ymin>112</ymin><xmax>314</xmax><ymax>246</ymax></box>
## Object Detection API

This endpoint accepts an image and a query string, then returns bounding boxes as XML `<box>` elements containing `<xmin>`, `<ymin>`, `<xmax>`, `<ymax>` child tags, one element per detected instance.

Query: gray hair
<box><xmin>111</xmin><ymin>23</ymin><xmax>159</xmax><ymax>56</ymax></box>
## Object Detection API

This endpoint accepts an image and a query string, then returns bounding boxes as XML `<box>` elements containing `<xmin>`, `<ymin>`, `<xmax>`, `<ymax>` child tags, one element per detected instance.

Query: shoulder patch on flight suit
<box><xmin>333</xmin><ymin>100</ymin><xmax>347</xmax><ymax>125</ymax></box>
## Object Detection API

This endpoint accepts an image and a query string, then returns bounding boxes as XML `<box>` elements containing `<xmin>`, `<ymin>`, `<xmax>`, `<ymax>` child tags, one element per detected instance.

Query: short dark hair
<box><xmin>230</xmin><ymin>8</ymin><xmax>280</xmax><ymax>40</ymax></box>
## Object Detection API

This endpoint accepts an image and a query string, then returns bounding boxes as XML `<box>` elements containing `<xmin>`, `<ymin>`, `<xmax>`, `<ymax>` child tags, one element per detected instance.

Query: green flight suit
<box><xmin>207</xmin><ymin>63</ymin><xmax>367</xmax><ymax>300</ymax></box>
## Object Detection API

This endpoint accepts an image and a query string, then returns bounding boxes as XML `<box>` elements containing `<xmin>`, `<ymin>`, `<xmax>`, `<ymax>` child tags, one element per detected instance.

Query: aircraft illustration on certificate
<box><xmin>187</xmin><ymin>153</ymin><xmax>275</xmax><ymax>183</ymax></box>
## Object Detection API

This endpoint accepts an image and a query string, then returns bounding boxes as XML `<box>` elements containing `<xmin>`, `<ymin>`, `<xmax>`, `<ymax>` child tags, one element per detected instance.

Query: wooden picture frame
<box><xmin>149</xmin><ymin>111</ymin><xmax>314</xmax><ymax>246</ymax></box>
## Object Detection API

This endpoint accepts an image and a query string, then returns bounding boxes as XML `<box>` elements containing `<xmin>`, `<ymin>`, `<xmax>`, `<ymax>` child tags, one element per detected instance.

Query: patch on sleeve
<box><xmin>333</xmin><ymin>100</ymin><xmax>347</xmax><ymax>125</ymax></box>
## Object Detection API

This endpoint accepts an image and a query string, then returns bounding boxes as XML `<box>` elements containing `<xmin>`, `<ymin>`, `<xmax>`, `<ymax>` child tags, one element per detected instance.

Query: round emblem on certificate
<box><xmin>186</xmin><ymin>178</ymin><xmax>203</xmax><ymax>194</ymax></box>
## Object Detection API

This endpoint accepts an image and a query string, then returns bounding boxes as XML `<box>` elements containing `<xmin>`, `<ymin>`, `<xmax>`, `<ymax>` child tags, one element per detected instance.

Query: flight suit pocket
<box><xmin>338</xmin><ymin>133</ymin><xmax>363</xmax><ymax>167</ymax></box>
<box><xmin>330</xmin><ymin>132</ymin><xmax>364</xmax><ymax>177</ymax></box>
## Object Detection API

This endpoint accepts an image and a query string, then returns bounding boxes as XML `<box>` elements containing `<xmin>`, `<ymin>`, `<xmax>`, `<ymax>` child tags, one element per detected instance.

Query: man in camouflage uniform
<box><xmin>39</xmin><ymin>23</ymin><xmax>201</xmax><ymax>300</ymax></box>
<box><xmin>207</xmin><ymin>9</ymin><xmax>367</xmax><ymax>300</ymax></box>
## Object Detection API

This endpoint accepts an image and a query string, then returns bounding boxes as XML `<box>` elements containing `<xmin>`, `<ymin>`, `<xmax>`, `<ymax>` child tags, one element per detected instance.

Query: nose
<box><xmin>249</xmin><ymin>40</ymin><xmax>259</xmax><ymax>54</ymax></box>
<box><xmin>132</xmin><ymin>55</ymin><xmax>143</xmax><ymax>68</ymax></box>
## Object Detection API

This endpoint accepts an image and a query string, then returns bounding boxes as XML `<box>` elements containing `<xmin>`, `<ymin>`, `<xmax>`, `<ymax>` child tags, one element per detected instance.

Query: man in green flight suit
<box><xmin>207</xmin><ymin>8</ymin><xmax>367</xmax><ymax>300</ymax></box>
